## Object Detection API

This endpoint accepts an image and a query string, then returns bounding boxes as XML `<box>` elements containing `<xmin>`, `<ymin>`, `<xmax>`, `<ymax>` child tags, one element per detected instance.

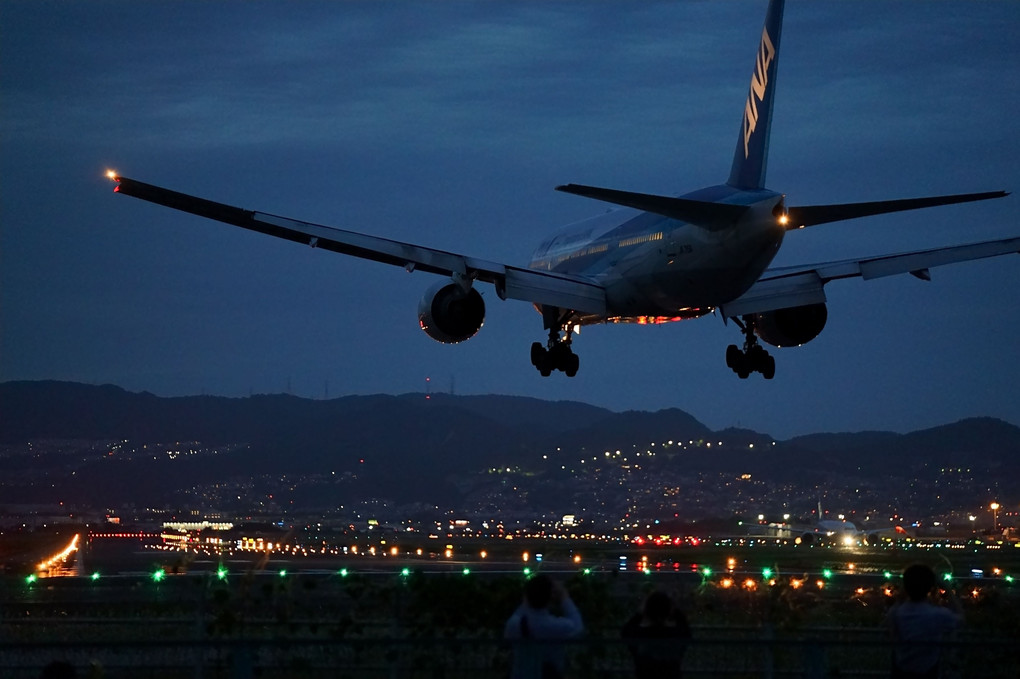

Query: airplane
<box><xmin>762</xmin><ymin>502</ymin><xmax>912</xmax><ymax>546</ymax></box>
<box><xmin>106</xmin><ymin>0</ymin><xmax>1016</xmax><ymax>380</ymax></box>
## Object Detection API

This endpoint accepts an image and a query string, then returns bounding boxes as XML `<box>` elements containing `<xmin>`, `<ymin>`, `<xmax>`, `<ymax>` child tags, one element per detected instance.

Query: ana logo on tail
<box><xmin>742</xmin><ymin>27</ymin><xmax>776</xmax><ymax>158</ymax></box>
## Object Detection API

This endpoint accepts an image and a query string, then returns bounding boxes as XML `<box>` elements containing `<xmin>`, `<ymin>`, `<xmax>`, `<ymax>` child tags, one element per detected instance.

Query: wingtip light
<box><xmin>106</xmin><ymin>169</ymin><xmax>120</xmax><ymax>181</ymax></box>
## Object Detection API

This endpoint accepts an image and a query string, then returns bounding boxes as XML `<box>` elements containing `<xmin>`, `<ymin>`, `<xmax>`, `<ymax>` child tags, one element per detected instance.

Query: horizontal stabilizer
<box><xmin>786</xmin><ymin>191</ymin><xmax>1009</xmax><ymax>229</ymax></box>
<box><xmin>556</xmin><ymin>183</ymin><xmax>748</xmax><ymax>227</ymax></box>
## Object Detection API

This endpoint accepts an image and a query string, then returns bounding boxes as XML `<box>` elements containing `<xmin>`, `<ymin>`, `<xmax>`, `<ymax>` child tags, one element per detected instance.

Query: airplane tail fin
<box><xmin>727</xmin><ymin>0</ymin><xmax>785</xmax><ymax>190</ymax></box>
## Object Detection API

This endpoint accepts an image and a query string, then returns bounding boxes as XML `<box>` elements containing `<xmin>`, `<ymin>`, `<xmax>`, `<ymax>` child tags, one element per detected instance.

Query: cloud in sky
<box><xmin>2</xmin><ymin>2</ymin><xmax>1018</xmax><ymax>438</ymax></box>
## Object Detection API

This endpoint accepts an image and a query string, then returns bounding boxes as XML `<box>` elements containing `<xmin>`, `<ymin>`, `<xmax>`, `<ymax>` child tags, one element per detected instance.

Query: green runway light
<box><xmin>822</xmin><ymin>569</ymin><xmax>833</xmax><ymax>579</ymax></box>
<box><xmin>883</xmin><ymin>571</ymin><xmax>893</xmax><ymax>579</ymax></box>
<box><xmin>701</xmin><ymin>567</ymin><xmax>712</xmax><ymax>577</ymax></box>
<box><xmin>152</xmin><ymin>569</ymin><xmax>165</xmax><ymax>582</ymax></box>
<box><xmin>26</xmin><ymin>574</ymin><xmax>37</xmax><ymax>584</ymax></box>
<box><xmin>583</xmin><ymin>568</ymin><xmax>591</xmax><ymax>575</ymax></box>
<box><xmin>401</xmin><ymin>568</ymin><xmax>411</xmax><ymax>577</ymax></box>
<box><xmin>462</xmin><ymin>568</ymin><xmax>470</xmax><ymax>576</ymax></box>
<box><xmin>91</xmin><ymin>572</ymin><xmax>101</xmax><ymax>581</ymax></box>
<box><xmin>761</xmin><ymin>567</ymin><xmax>773</xmax><ymax>579</ymax></box>
<box><xmin>1005</xmin><ymin>575</ymin><xmax>1014</xmax><ymax>583</ymax></box>
<box><xmin>278</xmin><ymin>570</ymin><xmax>287</xmax><ymax>577</ymax></box>
<box><xmin>339</xmin><ymin>568</ymin><xmax>348</xmax><ymax>577</ymax></box>
<box><xmin>523</xmin><ymin>567</ymin><xmax>532</xmax><ymax>576</ymax></box>
<box><xmin>942</xmin><ymin>573</ymin><xmax>953</xmax><ymax>582</ymax></box>
<box><xmin>217</xmin><ymin>568</ymin><xmax>228</xmax><ymax>580</ymax></box>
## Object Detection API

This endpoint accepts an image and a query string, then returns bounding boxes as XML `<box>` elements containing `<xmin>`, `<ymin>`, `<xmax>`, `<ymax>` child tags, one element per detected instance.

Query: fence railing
<box><xmin>1</xmin><ymin>631</ymin><xmax>1015</xmax><ymax>679</ymax></box>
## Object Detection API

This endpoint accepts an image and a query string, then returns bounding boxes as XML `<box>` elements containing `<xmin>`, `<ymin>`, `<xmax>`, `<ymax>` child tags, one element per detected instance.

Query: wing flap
<box><xmin>856</xmin><ymin>238</ymin><xmax>1020</xmax><ymax>280</ymax></box>
<box><xmin>734</xmin><ymin>235</ymin><xmax>1020</xmax><ymax>316</ymax></box>
<box><xmin>503</xmin><ymin>267</ymin><xmax>606</xmax><ymax>315</ymax></box>
<box><xmin>719</xmin><ymin>271</ymin><xmax>825</xmax><ymax>317</ymax></box>
<box><xmin>726</xmin><ymin>234</ymin><xmax>1020</xmax><ymax>316</ymax></box>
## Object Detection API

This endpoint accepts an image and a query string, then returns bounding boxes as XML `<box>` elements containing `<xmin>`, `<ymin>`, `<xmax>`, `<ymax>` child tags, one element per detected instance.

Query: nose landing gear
<box><xmin>727</xmin><ymin>315</ymin><xmax>775</xmax><ymax>379</ymax></box>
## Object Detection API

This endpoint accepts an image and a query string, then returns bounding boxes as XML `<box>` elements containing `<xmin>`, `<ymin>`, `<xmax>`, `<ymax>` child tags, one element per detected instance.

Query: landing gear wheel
<box><xmin>726</xmin><ymin>316</ymin><xmax>776</xmax><ymax>379</ymax></box>
<box><xmin>531</xmin><ymin>340</ymin><xmax>578</xmax><ymax>377</ymax></box>
<box><xmin>530</xmin><ymin>342</ymin><xmax>552</xmax><ymax>377</ymax></box>
<box><xmin>726</xmin><ymin>344</ymin><xmax>741</xmax><ymax>369</ymax></box>
<box><xmin>564</xmin><ymin>352</ymin><xmax>579</xmax><ymax>378</ymax></box>
<box><xmin>532</xmin><ymin>306</ymin><xmax>582</xmax><ymax>377</ymax></box>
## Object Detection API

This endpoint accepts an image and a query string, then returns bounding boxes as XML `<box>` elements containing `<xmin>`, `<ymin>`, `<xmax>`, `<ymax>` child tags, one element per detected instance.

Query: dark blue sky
<box><xmin>2</xmin><ymin>2</ymin><xmax>1017</xmax><ymax>438</ymax></box>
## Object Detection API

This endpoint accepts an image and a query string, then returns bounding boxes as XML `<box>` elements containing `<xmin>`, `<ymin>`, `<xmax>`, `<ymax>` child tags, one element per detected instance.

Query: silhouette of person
<box><xmin>621</xmin><ymin>590</ymin><xmax>691</xmax><ymax>678</ymax></box>
<box><xmin>504</xmin><ymin>574</ymin><xmax>583</xmax><ymax>679</ymax></box>
<box><xmin>885</xmin><ymin>564</ymin><xmax>963</xmax><ymax>679</ymax></box>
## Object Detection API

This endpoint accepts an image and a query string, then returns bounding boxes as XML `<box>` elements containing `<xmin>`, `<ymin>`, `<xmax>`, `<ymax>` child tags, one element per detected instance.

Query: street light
<box><xmin>990</xmin><ymin>502</ymin><xmax>1000</xmax><ymax>531</ymax></box>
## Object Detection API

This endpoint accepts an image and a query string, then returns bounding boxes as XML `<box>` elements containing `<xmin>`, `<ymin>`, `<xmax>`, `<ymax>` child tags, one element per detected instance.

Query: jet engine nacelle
<box><xmin>753</xmin><ymin>303</ymin><xmax>827</xmax><ymax>348</ymax></box>
<box><xmin>418</xmin><ymin>281</ymin><xmax>485</xmax><ymax>344</ymax></box>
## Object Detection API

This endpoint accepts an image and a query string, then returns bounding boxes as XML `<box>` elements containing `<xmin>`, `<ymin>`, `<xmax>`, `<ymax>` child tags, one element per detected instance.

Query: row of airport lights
<box><xmin>28</xmin><ymin>553</ymin><xmax>1014</xmax><ymax>589</ymax></box>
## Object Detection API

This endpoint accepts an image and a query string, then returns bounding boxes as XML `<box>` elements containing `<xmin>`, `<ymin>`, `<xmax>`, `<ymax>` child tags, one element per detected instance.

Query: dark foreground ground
<box><xmin>2</xmin><ymin>535</ymin><xmax>1018</xmax><ymax>677</ymax></box>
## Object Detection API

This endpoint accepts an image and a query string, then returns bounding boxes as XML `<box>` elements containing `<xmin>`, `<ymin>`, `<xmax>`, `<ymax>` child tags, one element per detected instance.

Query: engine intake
<box><xmin>753</xmin><ymin>303</ymin><xmax>827</xmax><ymax>348</ymax></box>
<box><xmin>418</xmin><ymin>281</ymin><xmax>485</xmax><ymax>344</ymax></box>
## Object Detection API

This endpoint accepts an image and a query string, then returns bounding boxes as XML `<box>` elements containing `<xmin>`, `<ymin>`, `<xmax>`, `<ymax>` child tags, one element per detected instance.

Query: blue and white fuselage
<box><xmin>530</xmin><ymin>185</ymin><xmax>785</xmax><ymax>324</ymax></box>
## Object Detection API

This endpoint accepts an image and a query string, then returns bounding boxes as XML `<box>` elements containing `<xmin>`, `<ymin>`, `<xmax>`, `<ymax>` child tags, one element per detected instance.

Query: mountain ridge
<box><xmin>2</xmin><ymin>381</ymin><xmax>1017</xmax><ymax>509</ymax></box>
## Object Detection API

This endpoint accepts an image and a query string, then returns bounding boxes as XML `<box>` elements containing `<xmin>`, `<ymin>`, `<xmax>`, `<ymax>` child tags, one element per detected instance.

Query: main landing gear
<box><xmin>531</xmin><ymin>306</ymin><xmax>580</xmax><ymax>377</ymax></box>
<box><xmin>726</xmin><ymin>315</ymin><xmax>775</xmax><ymax>380</ymax></box>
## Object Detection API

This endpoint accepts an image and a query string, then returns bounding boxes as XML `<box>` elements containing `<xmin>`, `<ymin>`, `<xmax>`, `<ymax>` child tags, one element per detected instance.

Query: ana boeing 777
<box><xmin>107</xmin><ymin>0</ymin><xmax>1015</xmax><ymax>379</ymax></box>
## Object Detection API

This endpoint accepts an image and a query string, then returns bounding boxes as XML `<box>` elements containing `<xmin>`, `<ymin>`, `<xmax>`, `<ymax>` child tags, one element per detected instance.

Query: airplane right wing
<box><xmin>719</xmin><ymin>235</ymin><xmax>1020</xmax><ymax>317</ymax></box>
<box><xmin>109</xmin><ymin>175</ymin><xmax>607</xmax><ymax>316</ymax></box>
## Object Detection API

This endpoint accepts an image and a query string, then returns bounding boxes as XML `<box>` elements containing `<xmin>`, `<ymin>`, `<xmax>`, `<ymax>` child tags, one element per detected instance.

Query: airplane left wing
<box><xmin>109</xmin><ymin>175</ymin><xmax>607</xmax><ymax>315</ymax></box>
<box><xmin>720</xmin><ymin>235</ymin><xmax>1020</xmax><ymax>317</ymax></box>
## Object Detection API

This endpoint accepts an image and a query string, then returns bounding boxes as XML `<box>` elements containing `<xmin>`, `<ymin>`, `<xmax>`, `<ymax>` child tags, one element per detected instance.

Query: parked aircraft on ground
<box><xmin>107</xmin><ymin>0</ymin><xmax>1014</xmax><ymax>379</ymax></box>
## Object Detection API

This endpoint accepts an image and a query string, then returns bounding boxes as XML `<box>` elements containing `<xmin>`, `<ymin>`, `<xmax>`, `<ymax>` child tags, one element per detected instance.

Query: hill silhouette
<box><xmin>2</xmin><ymin>381</ymin><xmax>1018</xmax><ymax>508</ymax></box>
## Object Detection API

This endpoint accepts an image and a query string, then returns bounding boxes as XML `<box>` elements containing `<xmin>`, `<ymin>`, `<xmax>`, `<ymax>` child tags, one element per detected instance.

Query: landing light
<box><xmin>105</xmin><ymin>169</ymin><xmax>119</xmax><ymax>181</ymax></box>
